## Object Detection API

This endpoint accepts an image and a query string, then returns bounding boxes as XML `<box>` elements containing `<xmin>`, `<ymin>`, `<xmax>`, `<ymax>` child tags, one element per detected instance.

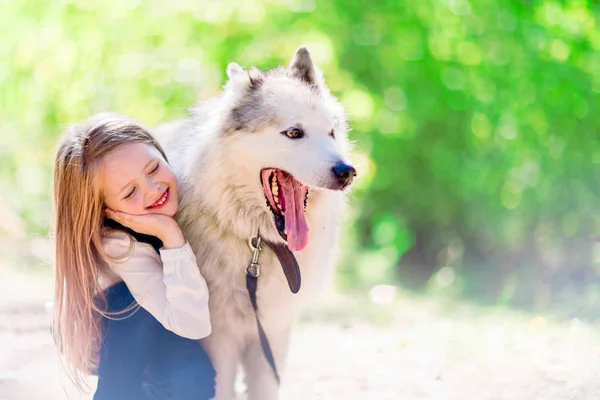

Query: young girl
<box><xmin>52</xmin><ymin>112</ymin><xmax>215</xmax><ymax>399</ymax></box>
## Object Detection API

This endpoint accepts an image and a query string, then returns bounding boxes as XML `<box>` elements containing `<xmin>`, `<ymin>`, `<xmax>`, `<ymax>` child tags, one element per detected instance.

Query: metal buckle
<box><xmin>246</xmin><ymin>262</ymin><xmax>260</xmax><ymax>278</ymax></box>
<box><xmin>246</xmin><ymin>236</ymin><xmax>262</xmax><ymax>278</ymax></box>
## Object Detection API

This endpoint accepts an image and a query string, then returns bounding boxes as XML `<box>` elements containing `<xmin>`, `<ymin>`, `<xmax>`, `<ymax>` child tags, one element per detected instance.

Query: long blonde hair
<box><xmin>52</xmin><ymin>112</ymin><xmax>168</xmax><ymax>389</ymax></box>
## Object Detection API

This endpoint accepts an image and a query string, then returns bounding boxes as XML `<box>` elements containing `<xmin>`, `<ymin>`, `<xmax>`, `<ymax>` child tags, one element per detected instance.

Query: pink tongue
<box><xmin>279</xmin><ymin>172</ymin><xmax>309</xmax><ymax>251</ymax></box>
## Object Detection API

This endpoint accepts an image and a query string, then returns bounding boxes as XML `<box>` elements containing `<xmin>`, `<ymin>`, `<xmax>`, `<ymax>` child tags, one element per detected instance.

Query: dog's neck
<box><xmin>177</xmin><ymin>147</ymin><xmax>282</xmax><ymax>244</ymax></box>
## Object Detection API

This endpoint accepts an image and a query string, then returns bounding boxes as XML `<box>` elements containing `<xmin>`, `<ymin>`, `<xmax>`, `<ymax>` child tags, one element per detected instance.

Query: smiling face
<box><xmin>99</xmin><ymin>143</ymin><xmax>179</xmax><ymax>217</ymax></box>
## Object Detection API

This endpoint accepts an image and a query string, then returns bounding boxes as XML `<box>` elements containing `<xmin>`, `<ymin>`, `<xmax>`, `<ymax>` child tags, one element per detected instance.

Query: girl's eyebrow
<box><xmin>116</xmin><ymin>159</ymin><xmax>156</xmax><ymax>196</ymax></box>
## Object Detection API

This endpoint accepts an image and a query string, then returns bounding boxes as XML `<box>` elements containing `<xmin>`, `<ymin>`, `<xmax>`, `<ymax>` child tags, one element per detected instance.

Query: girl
<box><xmin>52</xmin><ymin>112</ymin><xmax>215</xmax><ymax>399</ymax></box>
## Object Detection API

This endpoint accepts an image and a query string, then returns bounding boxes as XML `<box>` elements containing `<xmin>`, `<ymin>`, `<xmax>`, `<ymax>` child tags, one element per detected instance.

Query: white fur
<box><xmin>154</xmin><ymin>47</ymin><xmax>353</xmax><ymax>400</ymax></box>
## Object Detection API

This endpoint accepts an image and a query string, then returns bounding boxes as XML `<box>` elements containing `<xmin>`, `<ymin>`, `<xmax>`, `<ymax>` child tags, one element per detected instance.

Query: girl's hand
<box><xmin>104</xmin><ymin>209</ymin><xmax>185</xmax><ymax>249</ymax></box>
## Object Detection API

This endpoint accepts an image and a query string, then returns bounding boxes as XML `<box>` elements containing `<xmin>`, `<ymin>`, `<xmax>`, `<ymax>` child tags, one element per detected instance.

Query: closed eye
<box><xmin>123</xmin><ymin>187</ymin><xmax>136</xmax><ymax>200</ymax></box>
<box><xmin>149</xmin><ymin>162</ymin><xmax>160</xmax><ymax>175</ymax></box>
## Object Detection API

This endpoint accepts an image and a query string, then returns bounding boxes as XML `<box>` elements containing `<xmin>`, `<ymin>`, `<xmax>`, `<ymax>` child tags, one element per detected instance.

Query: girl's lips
<box><xmin>148</xmin><ymin>188</ymin><xmax>170</xmax><ymax>209</ymax></box>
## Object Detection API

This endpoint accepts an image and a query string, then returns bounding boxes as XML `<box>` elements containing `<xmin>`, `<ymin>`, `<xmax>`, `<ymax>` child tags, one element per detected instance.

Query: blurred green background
<box><xmin>1</xmin><ymin>0</ymin><xmax>598</xmax><ymax>318</ymax></box>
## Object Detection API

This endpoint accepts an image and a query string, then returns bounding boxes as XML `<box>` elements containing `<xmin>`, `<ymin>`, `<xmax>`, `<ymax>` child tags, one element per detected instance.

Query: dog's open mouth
<box><xmin>261</xmin><ymin>168</ymin><xmax>309</xmax><ymax>252</ymax></box>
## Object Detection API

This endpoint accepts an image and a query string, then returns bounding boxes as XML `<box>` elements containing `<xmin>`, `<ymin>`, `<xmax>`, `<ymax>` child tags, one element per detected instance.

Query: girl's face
<box><xmin>99</xmin><ymin>143</ymin><xmax>179</xmax><ymax>217</ymax></box>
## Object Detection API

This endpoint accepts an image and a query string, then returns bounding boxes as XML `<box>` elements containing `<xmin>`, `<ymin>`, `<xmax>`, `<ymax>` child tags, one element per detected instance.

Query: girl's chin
<box><xmin>165</xmin><ymin>208</ymin><xmax>178</xmax><ymax>217</ymax></box>
<box><xmin>150</xmin><ymin>204</ymin><xmax>178</xmax><ymax>217</ymax></box>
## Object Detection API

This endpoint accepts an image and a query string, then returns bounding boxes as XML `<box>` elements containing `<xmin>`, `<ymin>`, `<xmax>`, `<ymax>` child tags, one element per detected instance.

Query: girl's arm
<box><xmin>102</xmin><ymin>230</ymin><xmax>211</xmax><ymax>340</ymax></box>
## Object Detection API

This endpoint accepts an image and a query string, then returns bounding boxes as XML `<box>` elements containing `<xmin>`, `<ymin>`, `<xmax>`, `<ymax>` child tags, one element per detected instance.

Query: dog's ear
<box><xmin>226</xmin><ymin>62</ymin><xmax>264</xmax><ymax>94</ymax></box>
<box><xmin>288</xmin><ymin>46</ymin><xmax>323</xmax><ymax>89</ymax></box>
<box><xmin>226</xmin><ymin>62</ymin><xmax>245</xmax><ymax>79</ymax></box>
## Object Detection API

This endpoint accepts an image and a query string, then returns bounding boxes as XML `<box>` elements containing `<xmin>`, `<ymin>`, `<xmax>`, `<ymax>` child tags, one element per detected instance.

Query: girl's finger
<box><xmin>116</xmin><ymin>212</ymin><xmax>144</xmax><ymax>226</ymax></box>
<box><xmin>106</xmin><ymin>210</ymin><xmax>129</xmax><ymax>224</ymax></box>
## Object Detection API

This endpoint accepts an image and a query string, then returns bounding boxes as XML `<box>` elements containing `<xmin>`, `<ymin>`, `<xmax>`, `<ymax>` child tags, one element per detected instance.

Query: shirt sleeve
<box><xmin>102</xmin><ymin>230</ymin><xmax>211</xmax><ymax>340</ymax></box>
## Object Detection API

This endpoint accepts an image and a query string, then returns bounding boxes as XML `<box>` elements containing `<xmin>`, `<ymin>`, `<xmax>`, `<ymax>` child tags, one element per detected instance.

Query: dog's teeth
<box><xmin>272</xmin><ymin>185</ymin><xmax>278</xmax><ymax>196</ymax></box>
<box><xmin>304</xmin><ymin>191</ymin><xmax>308</xmax><ymax>211</ymax></box>
<box><xmin>274</xmin><ymin>196</ymin><xmax>279</xmax><ymax>204</ymax></box>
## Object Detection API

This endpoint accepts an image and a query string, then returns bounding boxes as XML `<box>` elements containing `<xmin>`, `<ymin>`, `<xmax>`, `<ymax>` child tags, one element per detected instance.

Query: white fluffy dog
<box><xmin>155</xmin><ymin>46</ymin><xmax>356</xmax><ymax>400</ymax></box>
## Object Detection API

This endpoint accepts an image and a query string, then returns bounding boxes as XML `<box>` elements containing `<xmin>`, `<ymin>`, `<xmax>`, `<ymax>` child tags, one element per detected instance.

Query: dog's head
<box><xmin>217</xmin><ymin>46</ymin><xmax>356</xmax><ymax>251</ymax></box>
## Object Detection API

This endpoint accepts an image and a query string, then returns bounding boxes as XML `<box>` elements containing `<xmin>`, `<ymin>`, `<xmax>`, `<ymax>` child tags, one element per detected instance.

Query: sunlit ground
<box><xmin>2</xmin><ymin>263</ymin><xmax>599</xmax><ymax>400</ymax></box>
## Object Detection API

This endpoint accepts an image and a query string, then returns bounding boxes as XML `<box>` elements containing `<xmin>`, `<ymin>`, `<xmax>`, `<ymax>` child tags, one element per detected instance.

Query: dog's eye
<box><xmin>329</xmin><ymin>129</ymin><xmax>335</xmax><ymax>139</ymax></box>
<box><xmin>282</xmin><ymin>128</ymin><xmax>304</xmax><ymax>139</ymax></box>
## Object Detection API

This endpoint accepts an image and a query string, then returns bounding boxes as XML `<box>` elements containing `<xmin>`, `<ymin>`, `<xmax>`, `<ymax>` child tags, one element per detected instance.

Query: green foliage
<box><xmin>1</xmin><ymin>0</ymin><xmax>598</xmax><ymax>310</ymax></box>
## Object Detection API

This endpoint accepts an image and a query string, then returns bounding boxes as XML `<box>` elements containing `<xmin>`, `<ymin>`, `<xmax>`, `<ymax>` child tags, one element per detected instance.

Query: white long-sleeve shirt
<box><xmin>100</xmin><ymin>229</ymin><xmax>211</xmax><ymax>340</ymax></box>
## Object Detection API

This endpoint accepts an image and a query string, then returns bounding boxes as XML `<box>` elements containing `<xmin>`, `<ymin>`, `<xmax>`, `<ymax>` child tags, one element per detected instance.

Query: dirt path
<box><xmin>2</xmin><ymin>268</ymin><xmax>600</xmax><ymax>400</ymax></box>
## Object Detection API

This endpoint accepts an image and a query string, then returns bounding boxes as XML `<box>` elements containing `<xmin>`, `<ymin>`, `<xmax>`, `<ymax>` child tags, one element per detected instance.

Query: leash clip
<box><xmin>245</xmin><ymin>232</ymin><xmax>283</xmax><ymax>385</ymax></box>
<box><xmin>246</xmin><ymin>235</ymin><xmax>262</xmax><ymax>278</ymax></box>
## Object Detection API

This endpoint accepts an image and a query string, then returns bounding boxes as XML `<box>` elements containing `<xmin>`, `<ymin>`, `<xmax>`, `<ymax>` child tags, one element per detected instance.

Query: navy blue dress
<box><xmin>94</xmin><ymin>221</ymin><xmax>215</xmax><ymax>400</ymax></box>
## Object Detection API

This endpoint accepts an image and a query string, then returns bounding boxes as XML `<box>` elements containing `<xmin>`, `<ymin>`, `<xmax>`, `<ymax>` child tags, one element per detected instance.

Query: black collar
<box><xmin>103</xmin><ymin>218</ymin><xmax>163</xmax><ymax>254</ymax></box>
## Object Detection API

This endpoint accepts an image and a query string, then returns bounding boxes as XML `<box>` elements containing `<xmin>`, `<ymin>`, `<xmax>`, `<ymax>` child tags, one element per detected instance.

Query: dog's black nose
<box><xmin>332</xmin><ymin>162</ymin><xmax>357</xmax><ymax>188</ymax></box>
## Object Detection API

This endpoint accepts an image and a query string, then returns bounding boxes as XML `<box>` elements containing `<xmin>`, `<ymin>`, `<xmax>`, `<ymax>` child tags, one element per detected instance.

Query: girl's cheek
<box><xmin>135</xmin><ymin>196</ymin><xmax>145</xmax><ymax>212</ymax></box>
<box><xmin>123</xmin><ymin>195</ymin><xmax>143</xmax><ymax>214</ymax></box>
<box><xmin>164</xmin><ymin>169</ymin><xmax>177</xmax><ymax>186</ymax></box>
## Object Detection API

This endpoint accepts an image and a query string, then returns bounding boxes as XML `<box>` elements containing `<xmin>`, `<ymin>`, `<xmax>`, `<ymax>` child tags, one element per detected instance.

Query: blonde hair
<box><xmin>52</xmin><ymin>112</ymin><xmax>168</xmax><ymax>389</ymax></box>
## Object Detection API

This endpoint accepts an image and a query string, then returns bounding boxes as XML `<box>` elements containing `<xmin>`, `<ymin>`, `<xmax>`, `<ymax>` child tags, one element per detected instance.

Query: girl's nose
<box><xmin>145</xmin><ymin>182</ymin><xmax>161</xmax><ymax>199</ymax></box>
